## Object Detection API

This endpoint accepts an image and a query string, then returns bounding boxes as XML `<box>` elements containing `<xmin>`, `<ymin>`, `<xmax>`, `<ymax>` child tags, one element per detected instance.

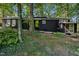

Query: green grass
<box><xmin>0</xmin><ymin>31</ymin><xmax>79</xmax><ymax>56</ymax></box>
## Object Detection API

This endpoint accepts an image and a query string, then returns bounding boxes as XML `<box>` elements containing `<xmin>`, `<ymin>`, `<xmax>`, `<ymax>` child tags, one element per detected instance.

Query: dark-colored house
<box><xmin>34</xmin><ymin>17</ymin><xmax>60</xmax><ymax>32</ymax></box>
<box><xmin>34</xmin><ymin>17</ymin><xmax>71</xmax><ymax>32</ymax></box>
<box><xmin>3</xmin><ymin>16</ymin><xmax>76</xmax><ymax>33</ymax></box>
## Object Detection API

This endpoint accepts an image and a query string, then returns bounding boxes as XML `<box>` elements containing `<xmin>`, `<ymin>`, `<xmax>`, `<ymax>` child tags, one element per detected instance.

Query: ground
<box><xmin>0</xmin><ymin>30</ymin><xmax>79</xmax><ymax>56</ymax></box>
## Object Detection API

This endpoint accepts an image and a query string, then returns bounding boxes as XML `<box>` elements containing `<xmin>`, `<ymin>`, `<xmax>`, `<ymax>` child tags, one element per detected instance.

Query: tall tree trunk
<box><xmin>17</xmin><ymin>3</ymin><xmax>22</xmax><ymax>42</ymax></box>
<box><xmin>40</xmin><ymin>4</ymin><xmax>44</xmax><ymax>17</ymax></box>
<box><xmin>2</xmin><ymin>4</ymin><xmax>5</xmax><ymax>29</ymax></box>
<box><xmin>29</xmin><ymin>3</ymin><xmax>34</xmax><ymax>32</ymax></box>
<box><xmin>2</xmin><ymin>11</ymin><xmax>5</xmax><ymax>29</ymax></box>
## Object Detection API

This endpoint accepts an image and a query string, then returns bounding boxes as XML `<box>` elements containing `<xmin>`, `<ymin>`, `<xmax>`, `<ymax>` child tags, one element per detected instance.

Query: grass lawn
<box><xmin>0</xmin><ymin>30</ymin><xmax>79</xmax><ymax>56</ymax></box>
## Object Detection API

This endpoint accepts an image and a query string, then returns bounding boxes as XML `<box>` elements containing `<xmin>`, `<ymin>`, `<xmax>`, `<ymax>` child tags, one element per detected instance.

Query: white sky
<box><xmin>1</xmin><ymin>0</ymin><xmax>79</xmax><ymax>3</ymax></box>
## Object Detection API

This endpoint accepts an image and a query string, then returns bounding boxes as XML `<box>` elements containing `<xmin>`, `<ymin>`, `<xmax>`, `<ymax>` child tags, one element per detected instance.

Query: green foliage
<box><xmin>0</xmin><ymin>4</ymin><xmax>14</xmax><ymax>16</ymax></box>
<box><xmin>35</xmin><ymin>20</ymin><xmax>39</xmax><ymax>28</ymax></box>
<box><xmin>0</xmin><ymin>28</ymin><xmax>18</xmax><ymax>46</ymax></box>
<box><xmin>53</xmin><ymin>32</ymin><xmax>65</xmax><ymax>38</ymax></box>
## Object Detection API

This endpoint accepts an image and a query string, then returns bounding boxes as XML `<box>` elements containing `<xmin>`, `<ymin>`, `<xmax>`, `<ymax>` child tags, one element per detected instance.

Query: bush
<box><xmin>0</xmin><ymin>28</ymin><xmax>19</xmax><ymax>46</ymax></box>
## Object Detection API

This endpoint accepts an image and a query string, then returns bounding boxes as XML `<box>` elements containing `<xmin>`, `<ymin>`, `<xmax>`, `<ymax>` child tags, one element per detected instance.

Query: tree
<box><xmin>0</xmin><ymin>4</ymin><xmax>14</xmax><ymax>29</ymax></box>
<box><xmin>17</xmin><ymin>3</ymin><xmax>23</xmax><ymax>42</ymax></box>
<box><xmin>33</xmin><ymin>4</ymin><xmax>44</xmax><ymax>17</ymax></box>
<box><xmin>29</xmin><ymin>3</ymin><xmax>34</xmax><ymax>32</ymax></box>
<box><xmin>43</xmin><ymin>4</ymin><xmax>56</xmax><ymax>18</ymax></box>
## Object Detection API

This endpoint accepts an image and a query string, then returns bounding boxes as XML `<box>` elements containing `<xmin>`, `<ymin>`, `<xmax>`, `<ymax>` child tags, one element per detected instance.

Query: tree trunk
<box><xmin>17</xmin><ymin>3</ymin><xmax>23</xmax><ymax>42</ymax></box>
<box><xmin>2</xmin><ymin>4</ymin><xmax>5</xmax><ymax>29</ymax></box>
<box><xmin>29</xmin><ymin>3</ymin><xmax>34</xmax><ymax>32</ymax></box>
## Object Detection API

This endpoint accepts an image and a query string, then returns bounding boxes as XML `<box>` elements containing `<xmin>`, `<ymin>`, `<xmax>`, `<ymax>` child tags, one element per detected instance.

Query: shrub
<box><xmin>0</xmin><ymin>28</ymin><xmax>19</xmax><ymax>46</ymax></box>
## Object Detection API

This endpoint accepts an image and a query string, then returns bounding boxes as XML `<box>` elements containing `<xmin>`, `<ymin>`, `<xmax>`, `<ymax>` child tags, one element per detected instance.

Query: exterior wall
<box><xmin>34</xmin><ymin>20</ymin><xmax>59</xmax><ymax>32</ymax></box>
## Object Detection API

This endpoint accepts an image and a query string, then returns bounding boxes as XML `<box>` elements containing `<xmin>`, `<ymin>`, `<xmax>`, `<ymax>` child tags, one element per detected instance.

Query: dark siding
<box><xmin>34</xmin><ymin>20</ymin><xmax>59</xmax><ymax>32</ymax></box>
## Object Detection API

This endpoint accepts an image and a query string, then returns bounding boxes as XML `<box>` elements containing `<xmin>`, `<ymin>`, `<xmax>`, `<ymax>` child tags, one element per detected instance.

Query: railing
<box><xmin>59</xmin><ymin>22</ymin><xmax>77</xmax><ymax>34</ymax></box>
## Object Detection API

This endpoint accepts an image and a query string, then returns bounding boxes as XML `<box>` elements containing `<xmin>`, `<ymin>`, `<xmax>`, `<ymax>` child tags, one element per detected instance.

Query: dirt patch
<box><xmin>23</xmin><ymin>31</ymin><xmax>79</xmax><ymax>55</ymax></box>
<box><xmin>53</xmin><ymin>44</ymin><xmax>69</xmax><ymax>56</ymax></box>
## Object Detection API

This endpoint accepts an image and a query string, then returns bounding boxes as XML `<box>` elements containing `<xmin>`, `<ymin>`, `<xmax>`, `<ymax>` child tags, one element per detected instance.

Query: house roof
<box><xmin>3</xmin><ymin>16</ymin><xmax>20</xmax><ymax>20</ymax></box>
<box><xmin>34</xmin><ymin>17</ymin><xmax>70</xmax><ymax>20</ymax></box>
<box><xmin>2</xmin><ymin>16</ymin><xmax>70</xmax><ymax>21</ymax></box>
<box><xmin>59</xmin><ymin>22</ymin><xmax>77</xmax><ymax>24</ymax></box>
